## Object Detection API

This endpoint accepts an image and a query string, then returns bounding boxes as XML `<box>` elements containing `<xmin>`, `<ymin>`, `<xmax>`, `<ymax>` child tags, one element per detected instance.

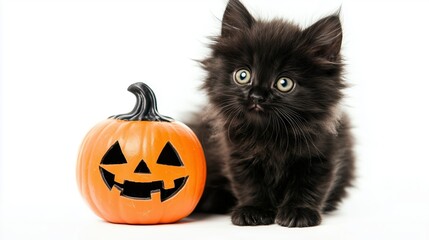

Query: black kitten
<box><xmin>189</xmin><ymin>0</ymin><xmax>354</xmax><ymax>227</ymax></box>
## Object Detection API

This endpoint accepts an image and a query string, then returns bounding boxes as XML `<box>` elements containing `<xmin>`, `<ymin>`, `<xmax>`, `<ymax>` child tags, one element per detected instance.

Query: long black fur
<box><xmin>189</xmin><ymin>0</ymin><xmax>355</xmax><ymax>227</ymax></box>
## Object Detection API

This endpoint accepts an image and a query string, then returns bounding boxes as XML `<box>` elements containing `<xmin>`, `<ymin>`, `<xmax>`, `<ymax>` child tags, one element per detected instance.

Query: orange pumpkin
<box><xmin>77</xmin><ymin>82</ymin><xmax>206</xmax><ymax>224</ymax></box>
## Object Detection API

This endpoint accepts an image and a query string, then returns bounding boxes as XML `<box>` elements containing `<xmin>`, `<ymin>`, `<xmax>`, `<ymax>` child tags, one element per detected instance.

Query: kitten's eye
<box><xmin>234</xmin><ymin>69</ymin><xmax>251</xmax><ymax>85</ymax></box>
<box><xmin>275</xmin><ymin>77</ymin><xmax>295</xmax><ymax>93</ymax></box>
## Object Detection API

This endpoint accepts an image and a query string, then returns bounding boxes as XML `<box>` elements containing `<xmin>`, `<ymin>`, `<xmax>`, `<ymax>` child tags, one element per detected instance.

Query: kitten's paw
<box><xmin>231</xmin><ymin>206</ymin><xmax>275</xmax><ymax>226</ymax></box>
<box><xmin>276</xmin><ymin>207</ymin><xmax>321</xmax><ymax>227</ymax></box>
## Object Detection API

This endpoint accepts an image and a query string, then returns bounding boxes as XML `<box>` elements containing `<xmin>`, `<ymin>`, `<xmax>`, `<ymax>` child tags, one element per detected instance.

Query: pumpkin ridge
<box><xmin>83</xmin><ymin>120</ymin><xmax>119</xmax><ymax>220</ymax></box>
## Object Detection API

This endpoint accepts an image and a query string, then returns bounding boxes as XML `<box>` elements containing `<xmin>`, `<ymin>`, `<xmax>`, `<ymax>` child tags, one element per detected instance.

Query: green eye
<box><xmin>234</xmin><ymin>69</ymin><xmax>251</xmax><ymax>85</ymax></box>
<box><xmin>275</xmin><ymin>77</ymin><xmax>295</xmax><ymax>92</ymax></box>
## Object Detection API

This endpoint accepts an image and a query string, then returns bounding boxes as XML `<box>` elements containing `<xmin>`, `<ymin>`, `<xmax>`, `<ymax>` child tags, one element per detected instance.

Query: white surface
<box><xmin>1</xmin><ymin>0</ymin><xmax>429</xmax><ymax>239</ymax></box>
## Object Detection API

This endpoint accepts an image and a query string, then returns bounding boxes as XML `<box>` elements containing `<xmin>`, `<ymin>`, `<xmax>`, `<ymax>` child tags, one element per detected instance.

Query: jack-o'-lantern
<box><xmin>77</xmin><ymin>82</ymin><xmax>206</xmax><ymax>224</ymax></box>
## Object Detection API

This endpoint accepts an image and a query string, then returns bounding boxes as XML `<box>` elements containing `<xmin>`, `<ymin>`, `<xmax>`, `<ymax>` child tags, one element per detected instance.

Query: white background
<box><xmin>1</xmin><ymin>0</ymin><xmax>429</xmax><ymax>239</ymax></box>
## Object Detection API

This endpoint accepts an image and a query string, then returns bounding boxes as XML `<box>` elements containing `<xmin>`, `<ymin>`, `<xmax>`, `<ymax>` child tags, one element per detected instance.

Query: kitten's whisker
<box><xmin>272</xmin><ymin>109</ymin><xmax>299</xmax><ymax>155</ymax></box>
<box><xmin>271</xmin><ymin>112</ymin><xmax>290</xmax><ymax>155</ymax></box>
<box><xmin>272</xmin><ymin>105</ymin><xmax>323</xmax><ymax>159</ymax></box>
<box><xmin>284</xmin><ymin>108</ymin><xmax>325</xmax><ymax>160</ymax></box>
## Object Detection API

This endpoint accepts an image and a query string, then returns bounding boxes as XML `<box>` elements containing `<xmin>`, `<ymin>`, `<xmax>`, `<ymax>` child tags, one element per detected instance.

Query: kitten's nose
<box><xmin>249</xmin><ymin>89</ymin><xmax>266</xmax><ymax>104</ymax></box>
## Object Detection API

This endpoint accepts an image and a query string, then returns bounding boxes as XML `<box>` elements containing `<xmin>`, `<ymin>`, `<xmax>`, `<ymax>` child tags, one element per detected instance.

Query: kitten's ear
<box><xmin>221</xmin><ymin>0</ymin><xmax>255</xmax><ymax>37</ymax></box>
<box><xmin>303</xmin><ymin>14</ymin><xmax>342</xmax><ymax>62</ymax></box>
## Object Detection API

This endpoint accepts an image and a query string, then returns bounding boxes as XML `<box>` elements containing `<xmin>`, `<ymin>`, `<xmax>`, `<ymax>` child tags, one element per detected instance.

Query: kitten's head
<box><xmin>203</xmin><ymin>0</ymin><xmax>345</xmax><ymax>134</ymax></box>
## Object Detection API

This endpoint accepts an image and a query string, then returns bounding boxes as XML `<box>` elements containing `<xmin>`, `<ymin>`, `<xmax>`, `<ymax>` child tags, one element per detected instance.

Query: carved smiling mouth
<box><xmin>99</xmin><ymin>167</ymin><xmax>189</xmax><ymax>202</ymax></box>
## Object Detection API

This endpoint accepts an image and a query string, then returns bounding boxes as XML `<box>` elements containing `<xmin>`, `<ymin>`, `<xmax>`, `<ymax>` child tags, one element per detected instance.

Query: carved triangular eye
<box><xmin>101</xmin><ymin>141</ymin><xmax>127</xmax><ymax>165</ymax></box>
<box><xmin>156</xmin><ymin>142</ymin><xmax>184</xmax><ymax>167</ymax></box>
<box><xmin>134</xmin><ymin>159</ymin><xmax>151</xmax><ymax>174</ymax></box>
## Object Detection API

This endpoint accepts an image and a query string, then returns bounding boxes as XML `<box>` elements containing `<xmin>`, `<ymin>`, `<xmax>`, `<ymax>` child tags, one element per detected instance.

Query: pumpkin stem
<box><xmin>111</xmin><ymin>82</ymin><xmax>173</xmax><ymax>122</ymax></box>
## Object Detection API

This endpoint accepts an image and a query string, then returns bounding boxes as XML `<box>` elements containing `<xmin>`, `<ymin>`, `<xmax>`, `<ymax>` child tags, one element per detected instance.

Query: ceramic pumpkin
<box><xmin>77</xmin><ymin>82</ymin><xmax>206</xmax><ymax>224</ymax></box>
